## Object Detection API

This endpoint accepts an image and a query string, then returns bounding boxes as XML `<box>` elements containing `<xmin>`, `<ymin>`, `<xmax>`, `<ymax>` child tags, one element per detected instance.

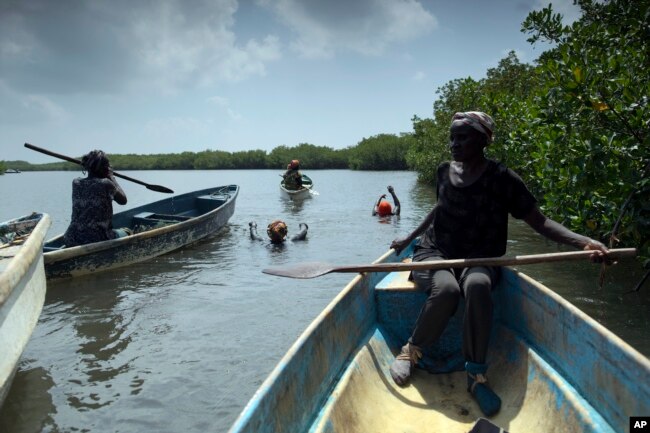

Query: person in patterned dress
<box><xmin>63</xmin><ymin>150</ymin><xmax>128</xmax><ymax>247</ymax></box>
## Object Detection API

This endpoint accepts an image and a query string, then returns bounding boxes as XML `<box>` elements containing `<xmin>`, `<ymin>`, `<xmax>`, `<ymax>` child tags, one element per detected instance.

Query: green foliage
<box><xmin>267</xmin><ymin>143</ymin><xmax>348</xmax><ymax>169</ymax></box>
<box><xmin>347</xmin><ymin>133</ymin><xmax>413</xmax><ymax>170</ymax></box>
<box><xmin>0</xmin><ymin>160</ymin><xmax>5</xmax><ymax>174</ymax></box>
<box><xmin>521</xmin><ymin>0</ymin><xmax>649</xmax><ymax>262</ymax></box>
<box><xmin>408</xmin><ymin>0</ymin><xmax>648</xmax><ymax>264</ymax></box>
<box><xmin>17</xmin><ymin>139</ymin><xmax>405</xmax><ymax>172</ymax></box>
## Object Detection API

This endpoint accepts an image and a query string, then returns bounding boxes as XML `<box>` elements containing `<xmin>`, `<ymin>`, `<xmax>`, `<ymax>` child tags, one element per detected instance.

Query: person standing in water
<box><xmin>372</xmin><ymin>185</ymin><xmax>401</xmax><ymax>216</ymax></box>
<box><xmin>249</xmin><ymin>220</ymin><xmax>308</xmax><ymax>244</ymax></box>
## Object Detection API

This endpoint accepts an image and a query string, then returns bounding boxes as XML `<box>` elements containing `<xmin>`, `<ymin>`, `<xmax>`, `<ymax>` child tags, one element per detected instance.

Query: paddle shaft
<box><xmin>262</xmin><ymin>248</ymin><xmax>638</xmax><ymax>279</ymax></box>
<box><xmin>330</xmin><ymin>249</ymin><xmax>637</xmax><ymax>273</ymax></box>
<box><xmin>24</xmin><ymin>143</ymin><xmax>174</xmax><ymax>193</ymax></box>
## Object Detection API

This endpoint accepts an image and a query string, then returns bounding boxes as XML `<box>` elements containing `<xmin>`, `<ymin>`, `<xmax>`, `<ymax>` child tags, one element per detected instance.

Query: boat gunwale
<box><xmin>0</xmin><ymin>213</ymin><xmax>51</xmax><ymax>306</ymax></box>
<box><xmin>229</xmin><ymin>246</ymin><xmax>650</xmax><ymax>433</ymax></box>
<box><xmin>228</xmin><ymin>248</ymin><xmax>395</xmax><ymax>433</ymax></box>
<box><xmin>43</xmin><ymin>185</ymin><xmax>238</xmax><ymax>263</ymax></box>
<box><xmin>280</xmin><ymin>174</ymin><xmax>313</xmax><ymax>196</ymax></box>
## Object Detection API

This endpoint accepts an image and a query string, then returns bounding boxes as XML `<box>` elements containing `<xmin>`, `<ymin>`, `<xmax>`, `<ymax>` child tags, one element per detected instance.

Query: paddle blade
<box><xmin>262</xmin><ymin>262</ymin><xmax>334</xmax><ymax>279</ymax></box>
<box><xmin>146</xmin><ymin>184</ymin><xmax>174</xmax><ymax>194</ymax></box>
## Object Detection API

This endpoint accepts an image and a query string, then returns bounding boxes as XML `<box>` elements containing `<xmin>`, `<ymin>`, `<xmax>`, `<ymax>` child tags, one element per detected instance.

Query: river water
<box><xmin>0</xmin><ymin>170</ymin><xmax>648</xmax><ymax>433</ymax></box>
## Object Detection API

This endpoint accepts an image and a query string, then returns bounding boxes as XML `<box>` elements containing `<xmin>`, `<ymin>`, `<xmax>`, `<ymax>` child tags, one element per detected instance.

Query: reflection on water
<box><xmin>0</xmin><ymin>366</ymin><xmax>56</xmax><ymax>433</ymax></box>
<box><xmin>0</xmin><ymin>170</ymin><xmax>647</xmax><ymax>433</ymax></box>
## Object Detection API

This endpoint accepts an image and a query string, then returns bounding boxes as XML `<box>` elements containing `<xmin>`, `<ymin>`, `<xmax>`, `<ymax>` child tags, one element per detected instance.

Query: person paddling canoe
<box><xmin>282</xmin><ymin>160</ymin><xmax>303</xmax><ymax>190</ymax></box>
<box><xmin>63</xmin><ymin>150</ymin><xmax>131</xmax><ymax>247</ymax></box>
<box><xmin>388</xmin><ymin>111</ymin><xmax>609</xmax><ymax>417</ymax></box>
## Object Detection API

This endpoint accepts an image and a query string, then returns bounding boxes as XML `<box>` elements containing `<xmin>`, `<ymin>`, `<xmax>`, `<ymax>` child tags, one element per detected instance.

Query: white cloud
<box><xmin>207</xmin><ymin>96</ymin><xmax>242</xmax><ymax>121</ymax></box>
<box><xmin>0</xmin><ymin>80</ymin><xmax>69</xmax><ymax>125</ymax></box>
<box><xmin>261</xmin><ymin>0</ymin><xmax>437</xmax><ymax>58</ymax></box>
<box><xmin>0</xmin><ymin>0</ymin><xmax>282</xmax><ymax>95</ymax></box>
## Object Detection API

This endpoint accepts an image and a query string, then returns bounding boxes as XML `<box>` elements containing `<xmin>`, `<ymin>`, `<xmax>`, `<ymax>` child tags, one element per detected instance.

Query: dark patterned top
<box><xmin>413</xmin><ymin>160</ymin><xmax>536</xmax><ymax>261</ymax></box>
<box><xmin>282</xmin><ymin>169</ymin><xmax>303</xmax><ymax>190</ymax></box>
<box><xmin>63</xmin><ymin>177</ymin><xmax>117</xmax><ymax>247</ymax></box>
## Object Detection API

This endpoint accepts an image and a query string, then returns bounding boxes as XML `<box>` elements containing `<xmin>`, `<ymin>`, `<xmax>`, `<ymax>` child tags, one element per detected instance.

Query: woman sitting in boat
<box><xmin>282</xmin><ymin>160</ymin><xmax>303</xmax><ymax>190</ymax></box>
<box><xmin>372</xmin><ymin>185</ymin><xmax>401</xmax><ymax>216</ymax></box>
<box><xmin>63</xmin><ymin>150</ymin><xmax>130</xmax><ymax>247</ymax></box>
<box><xmin>249</xmin><ymin>220</ymin><xmax>308</xmax><ymax>244</ymax></box>
<box><xmin>388</xmin><ymin>111</ymin><xmax>609</xmax><ymax>417</ymax></box>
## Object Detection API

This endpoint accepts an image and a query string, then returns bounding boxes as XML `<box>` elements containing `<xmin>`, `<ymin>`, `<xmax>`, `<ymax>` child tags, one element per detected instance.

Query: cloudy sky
<box><xmin>1</xmin><ymin>0</ymin><xmax>579</xmax><ymax>163</ymax></box>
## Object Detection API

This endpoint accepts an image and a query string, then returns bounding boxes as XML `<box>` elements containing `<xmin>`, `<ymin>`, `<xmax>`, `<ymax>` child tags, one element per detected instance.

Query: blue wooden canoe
<box><xmin>280</xmin><ymin>174</ymin><xmax>313</xmax><ymax>200</ymax></box>
<box><xmin>0</xmin><ymin>212</ymin><xmax>51</xmax><ymax>407</ymax></box>
<box><xmin>229</xmin><ymin>243</ymin><xmax>650</xmax><ymax>433</ymax></box>
<box><xmin>43</xmin><ymin>185</ymin><xmax>238</xmax><ymax>280</ymax></box>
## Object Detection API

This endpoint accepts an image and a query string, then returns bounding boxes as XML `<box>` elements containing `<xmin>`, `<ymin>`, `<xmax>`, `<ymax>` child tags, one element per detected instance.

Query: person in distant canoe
<box><xmin>249</xmin><ymin>220</ymin><xmax>308</xmax><ymax>244</ymax></box>
<box><xmin>372</xmin><ymin>185</ymin><xmax>401</xmax><ymax>216</ymax></box>
<box><xmin>387</xmin><ymin>111</ymin><xmax>609</xmax><ymax>418</ymax></box>
<box><xmin>282</xmin><ymin>160</ymin><xmax>303</xmax><ymax>190</ymax></box>
<box><xmin>63</xmin><ymin>150</ymin><xmax>130</xmax><ymax>247</ymax></box>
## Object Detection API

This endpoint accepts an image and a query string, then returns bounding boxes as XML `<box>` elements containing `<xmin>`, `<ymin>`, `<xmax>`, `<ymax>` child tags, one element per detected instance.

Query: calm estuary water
<box><xmin>0</xmin><ymin>169</ymin><xmax>648</xmax><ymax>433</ymax></box>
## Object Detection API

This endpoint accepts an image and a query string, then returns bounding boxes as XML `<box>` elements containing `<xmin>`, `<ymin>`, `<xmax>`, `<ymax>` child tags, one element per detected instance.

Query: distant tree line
<box><xmin>3</xmin><ymin>135</ymin><xmax>413</xmax><ymax>172</ymax></box>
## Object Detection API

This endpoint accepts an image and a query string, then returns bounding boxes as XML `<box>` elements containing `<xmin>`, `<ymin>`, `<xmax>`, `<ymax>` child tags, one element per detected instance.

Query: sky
<box><xmin>0</xmin><ymin>0</ymin><xmax>581</xmax><ymax>164</ymax></box>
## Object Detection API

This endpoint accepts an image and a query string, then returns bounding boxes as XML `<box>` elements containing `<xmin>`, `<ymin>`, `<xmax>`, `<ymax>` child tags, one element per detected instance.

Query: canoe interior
<box><xmin>229</xmin><ymin>245</ymin><xmax>650</xmax><ymax>433</ymax></box>
<box><xmin>280</xmin><ymin>174</ymin><xmax>313</xmax><ymax>193</ymax></box>
<box><xmin>43</xmin><ymin>185</ymin><xmax>236</xmax><ymax>250</ymax></box>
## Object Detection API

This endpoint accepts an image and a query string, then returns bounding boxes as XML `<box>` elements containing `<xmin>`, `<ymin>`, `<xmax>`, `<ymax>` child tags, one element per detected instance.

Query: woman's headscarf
<box><xmin>451</xmin><ymin>112</ymin><xmax>495</xmax><ymax>144</ymax></box>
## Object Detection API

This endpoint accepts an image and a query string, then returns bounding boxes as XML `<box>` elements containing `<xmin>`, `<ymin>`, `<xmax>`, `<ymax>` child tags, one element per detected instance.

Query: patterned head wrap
<box><xmin>451</xmin><ymin>112</ymin><xmax>495</xmax><ymax>144</ymax></box>
<box><xmin>267</xmin><ymin>220</ymin><xmax>288</xmax><ymax>243</ymax></box>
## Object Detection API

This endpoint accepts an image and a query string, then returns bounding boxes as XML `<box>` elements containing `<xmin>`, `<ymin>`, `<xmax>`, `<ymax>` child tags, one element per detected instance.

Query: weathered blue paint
<box><xmin>43</xmin><ymin>185</ymin><xmax>238</xmax><ymax>280</ymax></box>
<box><xmin>228</xmin><ymin>243</ymin><xmax>650</xmax><ymax>433</ymax></box>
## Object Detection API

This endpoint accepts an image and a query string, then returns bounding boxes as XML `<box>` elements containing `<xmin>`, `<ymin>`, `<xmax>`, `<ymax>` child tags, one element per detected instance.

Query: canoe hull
<box><xmin>0</xmin><ymin>213</ymin><xmax>51</xmax><ymax>407</ymax></box>
<box><xmin>280</xmin><ymin>174</ymin><xmax>313</xmax><ymax>200</ymax></box>
<box><xmin>229</xmin><ymin>246</ymin><xmax>650</xmax><ymax>433</ymax></box>
<box><xmin>43</xmin><ymin>185</ymin><xmax>238</xmax><ymax>279</ymax></box>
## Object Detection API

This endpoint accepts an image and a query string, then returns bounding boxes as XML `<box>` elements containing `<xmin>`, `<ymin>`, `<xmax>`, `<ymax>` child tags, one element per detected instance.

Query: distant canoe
<box><xmin>280</xmin><ymin>174</ymin><xmax>313</xmax><ymax>200</ymax></box>
<box><xmin>4</xmin><ymin>169</ymin><xmax>21</xmax><ymax>174</ymax></box>
<box><xmin>229</xmin><ymin>243</ymin><xmax>650</xmax><ymax>433</ymax></box>
<box><xmin>0</xmin><ymin>212</ymin><xmax>51</xmax><ymax>407</ymax></box>
<box><xmin>43</xmin><ymin>185</ymin><xmax>239</xmax><ymax>280</ymax></box>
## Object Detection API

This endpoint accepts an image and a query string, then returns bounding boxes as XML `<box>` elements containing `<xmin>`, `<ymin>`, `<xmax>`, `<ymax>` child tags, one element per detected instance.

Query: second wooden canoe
<box><xmin>280</xmin><ymin>174</ymin><xmax>313</xmax><ymax>200</ymax></box>
<box><xmin>43</xmin><ymin>185</ymin><xmax>238</xmax><ymax>280</ymax></box>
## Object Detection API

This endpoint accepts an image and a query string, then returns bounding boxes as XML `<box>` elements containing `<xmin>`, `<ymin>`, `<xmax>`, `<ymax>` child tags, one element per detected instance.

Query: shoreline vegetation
<box><xmin>1</xmin><ymin>0</ymin><xmax>648</xmax><ymax>271</ymax></box>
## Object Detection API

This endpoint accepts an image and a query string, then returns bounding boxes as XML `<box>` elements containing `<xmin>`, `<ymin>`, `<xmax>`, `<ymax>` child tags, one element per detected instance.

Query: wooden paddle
<box><xmin>262</xmin><ymin>248</ymin><xmax>637</xmax><ymax>279</ymax></box>
<box><xmin>24</xmin><ymin>143</ymin><xmax>174</xmax><ymax>194</ymax></box>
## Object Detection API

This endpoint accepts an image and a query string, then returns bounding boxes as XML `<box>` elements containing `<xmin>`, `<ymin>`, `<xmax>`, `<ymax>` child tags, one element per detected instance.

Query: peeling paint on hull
<box><xmin>229</xmin><ymin>244</ymin><xmax>650</xmax><ymax>433</ymax></box>
<box><xmin>0</xmin><ymin>213</ymin><xmax>51</xmax><ymax>407</ymax></box>
<box><xmin>43</xmin><ymin>185</ymin><xmax>238</xmax><ymax>280</ymax></box>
